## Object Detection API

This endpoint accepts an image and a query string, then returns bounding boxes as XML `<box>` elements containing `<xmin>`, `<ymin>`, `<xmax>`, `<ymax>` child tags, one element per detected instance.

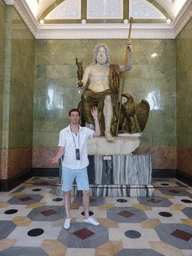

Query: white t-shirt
<box><xmin>58</xmin><ymin>125</ymin><xmax>94</xmax><ymax>169</ymax></box>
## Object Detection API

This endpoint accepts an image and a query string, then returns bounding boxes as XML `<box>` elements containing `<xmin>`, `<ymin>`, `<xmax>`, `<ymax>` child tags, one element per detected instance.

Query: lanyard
<box><xmin>70</xmin><ymin>126</ymin><xmax>80</xmax><ymax>149</ymax></box>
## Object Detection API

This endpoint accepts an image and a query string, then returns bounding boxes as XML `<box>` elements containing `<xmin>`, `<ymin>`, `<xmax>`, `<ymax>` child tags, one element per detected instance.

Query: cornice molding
<box><xmin>173</xmin><ymin>1</ymin><xmax>192</xmax><ymax>38</ymax></box>
<box><xmin>35</xmin><ymin>23</ymin><xmax>175</xmax><ymax>39</ymax></box>
<box><xmin>3</xmin><ymin>0</ymin><xmax>38</xmax><ymax>37</ymax></box>
<box><xmin>13</xmin><ymin>0</ymin><xmax>38</xmax><ymax>37</ymax></box>
<box><xmin>3</xmin><ymin>0</ymin><xmax>192</xmax><ymax>39</ymax></box>
<box><xmin>3</xmin><ymin>0</ymin><xmax>14</xmax><ymax>4</ymax></box>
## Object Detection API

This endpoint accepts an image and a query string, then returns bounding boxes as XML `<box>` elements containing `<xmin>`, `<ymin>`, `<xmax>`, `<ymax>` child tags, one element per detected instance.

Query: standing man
<box><xmin>51</xmin><ymin>107</ymin><xmax>101</xmax><ymax>229</ymax></box>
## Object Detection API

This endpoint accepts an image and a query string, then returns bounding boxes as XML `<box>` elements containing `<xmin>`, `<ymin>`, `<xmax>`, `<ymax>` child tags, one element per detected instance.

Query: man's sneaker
<box><xmin>84</xmin><ymin>217</ymin><xmax>99</xmax><ymax>226</ymax></box>
<box><xmin>64</xmin><ymin>218</ymin><xmax>71</xmax><ymax>229</ymax></box>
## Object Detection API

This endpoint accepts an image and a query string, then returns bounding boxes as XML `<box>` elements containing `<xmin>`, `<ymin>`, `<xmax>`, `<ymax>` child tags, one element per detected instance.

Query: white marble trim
<box><xmin>35</xmin><ymin>23</ymin><xmax>175</xmax><ymax>39</ymax></box>
<box><xmin>2</xmin><ymin>0</ymin><xmax>192</xmax><ymax>39</ymax></box>
<box><xmin>3</xmin><ymin>0</ymin><xmax>14</xmax><ymax>4</ymax></box>
<box><xmin>173</xmin><ymin>1</ymin><xmax>192</xmax><ymax>38</ymax></box>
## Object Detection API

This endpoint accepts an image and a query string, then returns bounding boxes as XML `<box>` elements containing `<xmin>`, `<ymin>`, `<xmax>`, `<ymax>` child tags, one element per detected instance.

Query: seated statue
<box><xmin>77</xmin><ymin>41</ymin><xmax>133</xmax><ymax>142</ymax></box>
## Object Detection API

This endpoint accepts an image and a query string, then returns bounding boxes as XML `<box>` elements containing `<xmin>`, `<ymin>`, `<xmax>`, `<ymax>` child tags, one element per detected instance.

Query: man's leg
<box><xmin>83</xmin><ymin>189</ymin><xmax>99</xmax><ymax>226</ymax></box>
<box><xmin>63</xmin><ymin>190</ymin><xmax>72</xmax><ymax>229</ymax></box>
<box><xmin>62</xmin><ymin>167</ymin><xmax>75</xmax><ymax>229</ymax></box>
<box><xmin>103</xmin><ymin>95</ymin><xmax>114</xmax><ymax>142</ymax></box>
<box><xmin>76</xmin><ymin>168</ymin><xmax>99</xmax><ymax>226</ymax></box>
<box><xmin>64</xmin><ymin>190</ymin><xmax>71</xmax><ymax>218</ymax></box>
<box><xmin>83</xmin><ymin>190</ymin><xmax>90</xmax><ymax>219</ymax></box>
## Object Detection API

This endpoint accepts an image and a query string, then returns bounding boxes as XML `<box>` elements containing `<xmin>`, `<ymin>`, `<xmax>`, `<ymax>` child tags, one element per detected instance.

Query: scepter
<box><xmin>116</xmin><ymin>17</ymin><xmax>133</xmax><ymax>136</ymax></box>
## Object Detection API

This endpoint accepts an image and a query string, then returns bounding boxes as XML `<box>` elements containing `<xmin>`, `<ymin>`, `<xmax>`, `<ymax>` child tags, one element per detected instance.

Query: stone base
<box><xmin>88</xmin><ymin>154</ymin><xmax>152</xmax><ymax>185</ymax></box>
<box><xmin>72</xmin><ymin>184</ymin><xmax>154</xmax><ymax>197</ymax></box>
<box><xmin>53</xmin><ymin>184</ymin><xmax>154</xmax><ymax>197</ymax></box>
<box><xmin>87</xmin><ymin>135</ymin><xmax>140</xmax><ymax>155</ymax></box>
<box><xmin>58</xmin><ymin>153</ymin><xmax>154</xmax><ymax>197</ymax></box>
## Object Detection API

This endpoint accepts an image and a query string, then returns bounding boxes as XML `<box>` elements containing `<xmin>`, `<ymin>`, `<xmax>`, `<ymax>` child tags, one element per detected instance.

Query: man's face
<box><xmin>69</xmin><ymin>111</ymin><xmax>80</xmax><ymax>125</ymax></box>
<box><xmin>96</xmin><ymin>47</ymin><xmax>107</xmax><ymax>65</ymax></box>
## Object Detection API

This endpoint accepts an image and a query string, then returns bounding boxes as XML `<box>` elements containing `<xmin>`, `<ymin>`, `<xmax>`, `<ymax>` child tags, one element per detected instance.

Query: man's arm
<box><xmin>91</xmin><ymin>106</ymin><xmax>101</xmax><ymax>137</ymax></box>
<box><xmin>51</xmin><ymin>146</ymin><xmax>65</xmax><ymax>165</ymax></box>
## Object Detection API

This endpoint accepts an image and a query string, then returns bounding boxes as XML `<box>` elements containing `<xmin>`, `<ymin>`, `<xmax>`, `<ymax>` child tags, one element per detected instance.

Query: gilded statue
<box><xmin>77</xmin><ymin>41</ymin><xmax>133</xmax><ymax>142</ymax></box>
<box><xmin>77</xmin><ymin>42</ymin><xmax>150</xmax><ymax>141</ymax></box>
<box><xmin>76</xmin><ymin>58</ymin><xmax>84</xmax><ymax>87</ymax></box>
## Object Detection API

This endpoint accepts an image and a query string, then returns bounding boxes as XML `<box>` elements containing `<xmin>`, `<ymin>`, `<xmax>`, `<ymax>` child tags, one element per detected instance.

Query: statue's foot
<box><xmin>105</xmin><ymin>131</ymin><xmax>114</xmax><ymax>142</ymax></box>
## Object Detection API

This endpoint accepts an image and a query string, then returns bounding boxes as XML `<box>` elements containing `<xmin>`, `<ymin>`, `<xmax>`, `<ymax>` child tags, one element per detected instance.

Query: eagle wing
<box><xmin>135</xmin><ymin>99</ymin><xmax>150</xmax><ymax>132</ymax></box>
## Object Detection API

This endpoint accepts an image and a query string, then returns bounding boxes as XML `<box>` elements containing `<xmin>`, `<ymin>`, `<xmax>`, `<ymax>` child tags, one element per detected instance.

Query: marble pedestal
<box><xmin>58</xmin><ymin>136</ymin><xmax>154</xmax><ymax>197</ymax></box>
<box><xmin>72</xmin><ymin>154</ymin><xmax>154</xmax><ymax>197</ymax></box>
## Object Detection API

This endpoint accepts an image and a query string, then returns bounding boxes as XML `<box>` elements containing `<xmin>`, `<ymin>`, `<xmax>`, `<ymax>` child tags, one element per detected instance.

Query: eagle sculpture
<box><xmin>120</xmin><ymin>93</ymin><xmax>150</xmax><ymax>133</ymax></box>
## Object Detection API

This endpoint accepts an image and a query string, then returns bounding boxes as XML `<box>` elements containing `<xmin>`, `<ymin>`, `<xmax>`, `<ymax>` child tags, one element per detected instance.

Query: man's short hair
<box><xmin>69</xmin><ymin>108</ymin><xmax>80</xmax><ymax>116</ymax></box>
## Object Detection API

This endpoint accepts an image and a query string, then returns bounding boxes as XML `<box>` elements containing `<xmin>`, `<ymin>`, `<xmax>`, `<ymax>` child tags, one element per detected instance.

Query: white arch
<box><xmin>35</xmin><ymin>0</ymin><xmax>188</xmax><ymax>20</ymax></box>
<box><xmin>36</xmin><ymin>0</ymin><xmax>56</xmax><ymax>19</ymax></box>
<box><xmin>155</xmin><ymin>0</ymin><xmax>188</xmax><ymax>19</ymax></box>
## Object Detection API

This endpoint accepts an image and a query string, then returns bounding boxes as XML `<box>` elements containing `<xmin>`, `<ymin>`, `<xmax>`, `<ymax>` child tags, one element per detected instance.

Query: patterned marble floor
<box><xmin>0</xmin><ymin>177</ymin><xmax>192</xmax><ymax>256</ymax></box>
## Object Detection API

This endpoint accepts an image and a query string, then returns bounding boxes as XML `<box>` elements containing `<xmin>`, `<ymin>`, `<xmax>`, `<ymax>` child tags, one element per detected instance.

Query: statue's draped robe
<box><xmin>78</xmin><ymin>64</ymin><xmax>121</xmax><ymax>136</ymax></box>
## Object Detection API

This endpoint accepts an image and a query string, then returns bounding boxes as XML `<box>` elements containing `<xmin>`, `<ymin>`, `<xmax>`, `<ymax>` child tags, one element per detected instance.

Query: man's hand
<box><xmin>126</xmin><ymin>39</ymin><xmax>132</xmax><ymax>51</ymax></box>
<box><xmin>91</xmin><ymin>106</ymin><xmax>98</xmax><ymax>119</ymax></box>
<box><xmin>51</xmin><ymin>157</ymin><xmax>59</xmax><ymax>165</ymax></box>
<box><xmin>51</xmin><ymin>147</ymin><xmax>64</xmax><ymax>165</ymax></box>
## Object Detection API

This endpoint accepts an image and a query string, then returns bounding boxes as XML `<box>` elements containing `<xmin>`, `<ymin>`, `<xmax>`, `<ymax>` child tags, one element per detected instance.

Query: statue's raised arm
<box><xmin>119</xmin><ymin>40</ymin><xmax>133</xmax><ymax>72</ymax></box>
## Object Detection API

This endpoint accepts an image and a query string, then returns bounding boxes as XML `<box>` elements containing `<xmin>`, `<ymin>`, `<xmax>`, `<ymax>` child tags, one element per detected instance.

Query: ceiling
<box><xmin>3</xmin><ymin>0</ymin><xmax>192</xmax><ymax>39</ymax></box>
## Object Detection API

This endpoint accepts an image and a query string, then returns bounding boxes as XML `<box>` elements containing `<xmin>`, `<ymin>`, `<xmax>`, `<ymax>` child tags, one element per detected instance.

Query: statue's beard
<box><xmin>96</xmin><ymin>56</ymin><xmax>107</xmax><ymax>65</ymax></box>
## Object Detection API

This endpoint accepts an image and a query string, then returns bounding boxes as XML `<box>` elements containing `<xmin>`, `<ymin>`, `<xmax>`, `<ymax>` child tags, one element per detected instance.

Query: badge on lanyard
<box><xmin>71</xmin><ymin>126</ymin><xmax>80</xmax><ymax>161</ymax></box>
<box><xmin>76</xmin><ymin>148</ymin><xmax>80</xmax><ymax>160</ymax></box>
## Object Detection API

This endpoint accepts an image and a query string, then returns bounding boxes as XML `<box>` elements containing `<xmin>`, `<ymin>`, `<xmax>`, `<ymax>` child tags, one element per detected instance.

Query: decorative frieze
<box><xmin>87</xmin><ymin>0</ymin><xmax>123</xmax><ymax>19</ymax></box>
<box><xmin>129</xmin><ymin>0</ymin><xmax>166</xmax><ymax>19</ymax></box>
<box><xmin>45</xmin><ymin>0</ymin><xmax>81</xmax><ymax>20</ymax></box>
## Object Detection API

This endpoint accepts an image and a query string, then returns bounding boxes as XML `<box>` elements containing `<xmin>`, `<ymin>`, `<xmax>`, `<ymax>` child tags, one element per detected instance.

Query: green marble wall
<box><xmin>0</xmin><ymin>0</ymin><xmax>6</xmax><ymax>150</ymax></box>
<box><xmin>34</xmin><ymin>39</ymin><xmax>176</xmax><ymax>148</ymax></box>
<box><xmin>2</xmin><ymin>5</ymin><xmax>35</xmax><ymax>150</ymax></box>
<box><xmin>8</xmin><ymin>7</ymin><xmax>35</xmax><ymax>149</ymax></box>
<box><xmin>176</xmin><ymin>18</ymin><xmax>192</xmax><ymax>149</ymax></box>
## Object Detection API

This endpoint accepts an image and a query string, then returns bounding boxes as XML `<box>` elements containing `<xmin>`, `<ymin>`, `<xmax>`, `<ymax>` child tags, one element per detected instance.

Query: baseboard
<box><xmin>152</xmin><ymin>169</ymin><xmax>176</xmax><ymax>178</ymax></box>
<box><xmin>176</xmin><ymin>169</ymin><xmax>192</xmax><ymax>186</ymax></box>
<box><xmin>0</xmin><ymin>168</ymin><xmax>59</xmax><ymax>192</ymax></box>
<box><xmin>0</xmin><ymin>169</ymin><xmax>33</xmax><ymax>192</ymax></box>
<box><xmin>32</xmin><ymin>168</ymin><xmax>59</xmax><ymax>177</ymax></box>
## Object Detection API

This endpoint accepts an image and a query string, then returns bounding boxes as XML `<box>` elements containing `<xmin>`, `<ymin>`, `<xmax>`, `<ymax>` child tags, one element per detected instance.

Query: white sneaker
<box><xmin>64</xmin><ymin>218</ymin><xmax>71</xmax><ymax>229</ymax></box>
<box><xmin>84</xmin><ymin>217</ymin><xmax>99</xmax><ymax>226</ymax></box>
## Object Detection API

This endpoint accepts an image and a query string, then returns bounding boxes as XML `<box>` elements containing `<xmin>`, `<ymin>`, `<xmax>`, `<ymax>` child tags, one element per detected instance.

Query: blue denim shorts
<box><xmin>62</xmin><ymin>166</ymin><xmax>89</xmax><ymax>192</ymax></box>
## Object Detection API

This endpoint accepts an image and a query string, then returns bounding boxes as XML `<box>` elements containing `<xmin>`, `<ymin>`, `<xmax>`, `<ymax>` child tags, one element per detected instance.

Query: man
<box><xmin>51</xmin><ymin>107</ymin><xmax>101</xmax><ymax>229</ymax></box>
<box><xmin>78</xmin><ymin>41</ymin><xmax>133</xmax><ymax>142</ymax></box>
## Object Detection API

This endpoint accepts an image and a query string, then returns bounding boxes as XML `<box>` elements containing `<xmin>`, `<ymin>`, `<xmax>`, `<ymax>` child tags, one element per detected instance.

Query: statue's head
<box><xmin>92</xmin><ymin>43</ymin><xmax>110</xmax><ymax>65</ymax></box>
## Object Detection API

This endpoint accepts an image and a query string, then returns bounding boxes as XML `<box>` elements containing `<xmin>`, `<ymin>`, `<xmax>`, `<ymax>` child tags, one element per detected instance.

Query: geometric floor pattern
<box><xmin>0</xmin><ymin>177</ymin><xmax>192</xmax><ymax>256</ymax></box>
